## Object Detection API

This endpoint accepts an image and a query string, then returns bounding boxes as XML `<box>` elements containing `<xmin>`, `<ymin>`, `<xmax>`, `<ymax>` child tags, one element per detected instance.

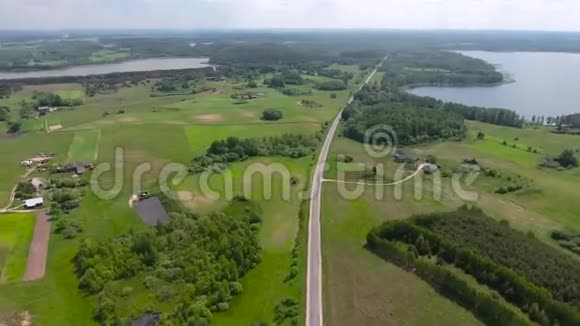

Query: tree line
<box><xmin>190</xmin><ymin>134</ymin><xmax>321</xmax><ymax>173</ymax></box>
<box><xmin>368</xmin><ymin>206</ymin><xmax>580</xmax><ymax>325</ymax></box>
<box><xmin>395</xmin><ymin>85</ymin><xmax>524</xmax><ymax>128</ymax></box>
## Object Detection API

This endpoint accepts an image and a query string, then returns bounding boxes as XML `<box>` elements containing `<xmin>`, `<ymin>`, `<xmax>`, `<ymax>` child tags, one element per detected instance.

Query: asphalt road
<box><xmin>306</xmin><ymin>59</ymin><xmax>385</xmax><ymax>326</ymax></box>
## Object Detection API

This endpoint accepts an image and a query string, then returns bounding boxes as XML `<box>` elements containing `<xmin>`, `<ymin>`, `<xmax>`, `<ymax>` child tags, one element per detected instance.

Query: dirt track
<box><xmin>22</xmin><ymin>211</ymin><xmax>51</xmax><ymax>282</ymax></box>
<box><xmin>0</xmin><ymin>167</ymin><xmax>36</xmax><ymax>212</ymax></box>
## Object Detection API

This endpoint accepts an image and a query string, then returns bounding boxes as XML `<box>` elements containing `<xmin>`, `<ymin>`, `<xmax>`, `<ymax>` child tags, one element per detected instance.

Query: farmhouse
<box><xmin>56</xmin><ymin>162</ymin><xmax>94</xmax><ymax>175</ymax></box>
<box><xmin>24</xmin><ymin>197</ymin><xmax>44</xmax><ymax>209</ymax></box>
<box><xmin>36</xmin><ymin>106</ymin><xmax>58</xmax><ymax>115</ymax></box>
<box><xmin>393</xmin><ymin>152</ymin><xmax>412</xmax><ymax>163</ymax></box>
<box><xmin>422</xmin><ymin>163</ymin><xmax>439</xmax><ymax>174</ymax></box>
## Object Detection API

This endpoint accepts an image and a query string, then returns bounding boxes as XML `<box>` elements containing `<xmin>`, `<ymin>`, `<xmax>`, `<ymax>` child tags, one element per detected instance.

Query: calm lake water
<box><xmin>408</xmin><ymin>51</ymin><xmax>580</xmax><ymax>117</ymax></box>
<box><xmin>0</xmin><ymin>57</ymin><xmax>211</xmax><ymax>80</ymax></box>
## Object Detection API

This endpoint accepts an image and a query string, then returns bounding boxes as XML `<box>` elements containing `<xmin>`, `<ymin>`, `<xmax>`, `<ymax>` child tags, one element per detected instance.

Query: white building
<box><xmin>24</xmin><ymin>197</ymin><xmax>44</xmax><ymax>209</ymax></box>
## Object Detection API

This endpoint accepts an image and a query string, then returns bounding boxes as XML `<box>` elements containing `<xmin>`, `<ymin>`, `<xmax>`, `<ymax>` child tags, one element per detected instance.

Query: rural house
<box><xmin>56</xmin><ymin>162</ymin><xmax>94</xmax><ymax>175</ymax></box>
<box><xmin>24</xmin><ymin>197</ymin><xmax>44</xmax><ymax>209</ymax></box>
<box><xmin>422</xmin><ymin>163</ymin><xmax>439</xmax><ymax>174</ymax></box>
<box><xmin>30</xmin><ymin>177</ymin><xmax>46</xmax><ymax>192</ymax></box>
<box><xmin>393</xmin><ymin>152</ymin><xmax>412</xmax><ymax>163</ymax></box>
<box><xmin>36</xmin><ymin>106</ymin><xmax>58</xmax><ymax>115</ymax></box>
<box><xmin>134</xmin><ymin>197</ymin><xmax>171</xmax><ymax>225</ymax></box>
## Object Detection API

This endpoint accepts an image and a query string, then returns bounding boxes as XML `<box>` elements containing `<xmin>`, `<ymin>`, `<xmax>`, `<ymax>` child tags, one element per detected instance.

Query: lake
<box><xmin>0</xmin><ymin>57</ymin><xmax>212</xmax><ymax>80</ymax></box>
<box><xmin>407</xmin><ymin>51</ymin><xmax>580</xmax><ymax>117</ymax></box>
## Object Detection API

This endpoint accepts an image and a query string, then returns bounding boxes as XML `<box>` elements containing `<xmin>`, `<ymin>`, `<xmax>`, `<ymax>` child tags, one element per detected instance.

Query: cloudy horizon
<box><xmin>2</xmin><ymin>0</ymin><xmax>580</xmax><ymax>32</ymax></box>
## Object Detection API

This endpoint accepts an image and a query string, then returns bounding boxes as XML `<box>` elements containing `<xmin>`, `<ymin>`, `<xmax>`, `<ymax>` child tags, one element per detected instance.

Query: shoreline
<box><xmin>0</xmin><ymin>56</ymin><xmax>212</xmax><ymax>77</ymax></box>
<box><xmin>401</xmin><ymin>71</ymin><xmax>515</xmax><ymax>92</ymax></box>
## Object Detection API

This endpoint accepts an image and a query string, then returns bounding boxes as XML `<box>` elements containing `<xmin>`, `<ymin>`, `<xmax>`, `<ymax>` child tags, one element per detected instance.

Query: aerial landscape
<box><xmin>1</xmin><ymin>1</ymin><xmax>580</xmax><ymax>326</ymax></box>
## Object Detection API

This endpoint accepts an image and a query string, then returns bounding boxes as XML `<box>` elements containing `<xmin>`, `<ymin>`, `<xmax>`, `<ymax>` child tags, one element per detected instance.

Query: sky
<box><xmin>1</xmin><ymin>0</ymin><xmax>580</xmax><ymax>31</ymax></box>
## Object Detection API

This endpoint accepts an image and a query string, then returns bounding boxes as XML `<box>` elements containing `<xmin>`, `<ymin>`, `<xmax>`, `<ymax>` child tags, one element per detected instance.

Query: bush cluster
<box><xmin>190</xmin><ymin>134</ymin><xmax>320</xmax><ymax>173</ymax></box>
<box><xmin>75</xmin><ymin>200</ymin><xmax>262</xmax><ymax>324</ymax></box>
<box><xmin>261</xmin><ymin>109</ymin><xmax>283</xmax><ymax>121</ymax></box>
<box><xmin>552</xmin><ymin>231</ymin><xmax>580</xmax><ymax>256</ymax></box>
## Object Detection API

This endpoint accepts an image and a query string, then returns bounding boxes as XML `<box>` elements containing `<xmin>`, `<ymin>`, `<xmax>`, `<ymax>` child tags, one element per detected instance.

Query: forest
<box><xmin>4</xmin><ymin>30</ymin><xmax>580</xmax><ymax>73</ymax></box>
<box><xmin>74</xmin><ymin>198</ymin><xmax>262</xmax><ymax>325</ymax></box>
<box><xmin>342</xmin><ymin>50</ymin><xmax>524</xmax><ymax>130</ymax></box>
<box><xmin>342</xmin><ymin>100</ymin><xmax>466</xmax><ymax>146</ymax></box>
<box><xmin>382</xmin><ymin>50</ymin><xmax>503</xmax><ymax>87</ymax></box>
<box><xmin>561</xmin><ymin>113</ymin><xmax>580</xmax><ymax>128</ymax></box>
<box><xmin>398</xmin><ymin>92</ymin><xmax>524</xmax><ymax>127</ymax></box>
<box><xmin>368</xmin><ymin>206</ymin><xmax>580</xmax><ymax>326</ymax></box>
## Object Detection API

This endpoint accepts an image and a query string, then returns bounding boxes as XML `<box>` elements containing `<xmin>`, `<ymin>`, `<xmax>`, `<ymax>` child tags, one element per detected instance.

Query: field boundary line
<box><xmin>0</xmin><ymin>167</ymin><xmax>36</xmax><ymax>212</ymax></box>
<box><xmin>94</xmin><ymin>128</ymin><xmax>102</xmax><ymax>161</ymax></box>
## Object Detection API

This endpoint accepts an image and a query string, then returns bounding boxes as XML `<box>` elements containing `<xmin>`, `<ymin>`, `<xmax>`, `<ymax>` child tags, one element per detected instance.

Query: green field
<box><xmin>67</xmin><ymin>129</ymin><xmax>101</xmax><ymax>162</ymax></box>
<box><xmin>321</xmin><ymin>136</ymin><xmax>483</xmax><ymax>325</ymax></box>
<box><xmin>0</xmin><ymin>213</ymin><xmax>36</xmax><ymax>283</ymax></box>
<box><xmin>320</xmin><ymin>117</ymin><xmax>580</xmax><ymax>325</ymax></box>
<box><xmin>182</xmin><ymin>156</ymin><xmax>311</xmax><ymax>325</ymax></box>
<box><xmin>0</xmin><ymin>65</ymin><xmax>363</xmax><ymax>325</ymax></box>
<box><xmin>56</xmin><ymin>90</ymin><xmax>85</xmax><ymax>101</ymax></box>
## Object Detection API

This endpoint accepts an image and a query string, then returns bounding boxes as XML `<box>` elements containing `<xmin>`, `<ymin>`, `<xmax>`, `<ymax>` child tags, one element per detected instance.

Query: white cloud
<box><xmin>0</xmin><ymin>0</ymin><xmax>579</xmax><ymax>31</ymax></box>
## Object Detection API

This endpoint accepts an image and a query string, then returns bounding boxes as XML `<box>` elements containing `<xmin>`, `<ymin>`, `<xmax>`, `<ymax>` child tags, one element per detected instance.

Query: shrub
<box><xmin>143</xmin><ymin>276</ymin><xmax>159</xmax><ymax>289</ymax></box>
<box><xmin>7</xmin><ymin>120</ymin><xmax>21</xmax><ymax>134</ymax></box>
<box><xmin>55</xmin><ymin>219</ymin><xmax>82</xmax><ymax>239</ymax></box>
<box><xmin>156</xmin><ymin>286</ymin><xmax>173</xmax><ymax>301</ymax></box>
<box><xmin>229</xmin><ymin>282</ymin><xmax>243</xmax><ymax>295</ymax></box>
<box><xmin>279</xmin><ymin>87</ymin><xmax>312</xmax><ymax>96</ymax></box>
<box><xmin>555</xmin><ymin>149</ymin><xmax>578</xmax><ymax>168</ymax></box>
<box><xmin>216</xmin><ymin>302</ymin><xmax>229</xmax><ymax>312</ymax></box>
<box><xmin>262</xmin><ymin>109</ymin><xmax>283</xmax><ymax>121</ymax></box>
<box><xmin>121</xmin><ymin>287</ymin><xmax>133</xmax><ymax>297</ymax></box>
<box><xmin>426</xmin><ymin>155</ymin><xmax>437</xmax><ymax>164</ymax></box>
<box><xmin>15</xmin><ymin>181</ymin><xmax>35</xmax><ymax>199</ymax></box>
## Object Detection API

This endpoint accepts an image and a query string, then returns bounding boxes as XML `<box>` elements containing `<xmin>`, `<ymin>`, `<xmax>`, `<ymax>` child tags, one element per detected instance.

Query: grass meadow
<box><xmin>88</xmin><ymin>50</ymin><xmax>130</xmax><ymax>63</ymax></box>
<box><xmin>320</xmin><ymin>119</ymin><xmax>580</xmax><ymax>325</ymax></box>
<box><xmin>0</xmin><ymin>67</ymin><xmax>363</xmax><ymax>325</ymax></box>
<box><xmin>0</xmin><ymin>213</ymin><xmax>36</xmax><ymax>283</ymax></box>
<box><xmin>181</xmin><ymin>156</ymin><xmax>313</xmax><ymax>325</ymax></box>
<box><xmin>67</xmin><ymin>129</ymin><xmax>101</xmax><ymax>162</ymax></box>
<box><xmin>4</xmin><ymin>63</ymin><xmax>578</xmax><ymax>325</ymax></box>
